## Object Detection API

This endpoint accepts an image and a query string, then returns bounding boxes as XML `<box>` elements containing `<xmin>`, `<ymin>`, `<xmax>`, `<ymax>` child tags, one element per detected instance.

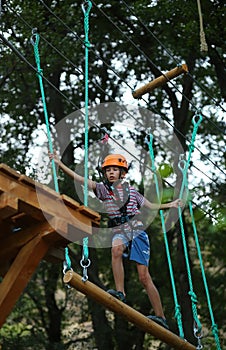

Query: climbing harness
<box><xmin>106</xmin><ymin>182</ymin><xmax>131</xmax><ymax>225</ymax></box>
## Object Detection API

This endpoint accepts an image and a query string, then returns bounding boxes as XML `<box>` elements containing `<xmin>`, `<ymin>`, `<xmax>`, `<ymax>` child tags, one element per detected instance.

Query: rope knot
<box><xmin>188</xmin><ymin>291</ymin><xmax>198</xmax><ymax>304</ymax></box>
<box><xmin>36</xmin><ymin>68</ymin><xmax>43</xmax><ymax>77</ymax></box>
<box><xmin>174</xmin><ymin>304</ymin><xmax>181</xmax><ymax>319</ymax></box>
<box><xmin>188</xmin><ymin>143</ymin><xmax>195</xmax><ymax>152</ymax></box>
<box><xmin>212</xmin><ymin>323</ymin><xmax>218</xmax><ymax>335</ymax></box>
<box><xmin>84</xmin><ymin>40</ymin><xmax>91</xmax><ymax>48</ymax></box>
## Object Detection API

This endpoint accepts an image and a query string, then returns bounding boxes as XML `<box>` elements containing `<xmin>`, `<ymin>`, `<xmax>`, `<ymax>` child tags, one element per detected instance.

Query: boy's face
<box><xmin>105</xmin><ymin>166</ymin><xmax>125</xmax><ymax>182</ymax></box>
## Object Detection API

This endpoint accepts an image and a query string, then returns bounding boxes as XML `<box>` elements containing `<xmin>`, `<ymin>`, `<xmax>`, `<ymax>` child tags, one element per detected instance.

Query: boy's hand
<box><xmin>48</xmin><ymin>151</ymin><xmax>60</xmax><ymax>165</ymax></box>
<box><xmin>170</xmin><ymin>199</ymin><xmax>183</xmax><ymax>208</ymax></box>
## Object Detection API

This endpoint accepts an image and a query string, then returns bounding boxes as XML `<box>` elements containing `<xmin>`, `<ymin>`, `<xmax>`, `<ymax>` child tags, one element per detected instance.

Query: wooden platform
<box><xmin>0</xmin><ymin>163</ymin><xmax>100</xmax><ymax>327</ymax></box>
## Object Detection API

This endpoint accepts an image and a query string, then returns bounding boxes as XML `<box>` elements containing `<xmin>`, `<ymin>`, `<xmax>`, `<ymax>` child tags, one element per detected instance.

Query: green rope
<box><xmin>148</xmin><ymin>133</ymin><xmax>184</xmax><ymax>338</ymax></box>
<box><xmin>179</xmin><ymin>112</ymin><xmax>202</xmax><ymax>200</ymax></box>
<box><xmin>189</xmin><ymin>200</ymin><xmax>221</xmax><ymax>349</ymax></box>
<box><xmin>31</xmin><ymin>31</ymin><xmax>72</xmax><ymax>275</ymax></box>
<box><xmin>82</xmin><ymin>0</ymin><xmax>92</xmax><ymax>207</ymax></box>
<box><xmin>64</xmin><ymin>247</ymin><xmax>72</xmax><ymax>271</ymax></box>
<box><xmin>81</xmin><ymin>1</ymin><xmax>92</xmax><ymax>278</ymax></box>
<box><xmin>31</xmin><ymin>30</ymin><xmax>59</xmax><ymax>194</ymax></box>
<box><xmin>177</xmin><ymin>113</ymin><xmax>203</xmax><ymax>334</ymax></box>
<box><xmin>172</xmin><ymin>111</ymin><xmax>220</xmax><ymax>348</ymax></box>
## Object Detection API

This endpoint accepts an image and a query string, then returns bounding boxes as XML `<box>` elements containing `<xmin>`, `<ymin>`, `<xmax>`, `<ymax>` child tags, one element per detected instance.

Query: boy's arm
<box><xmin>143</xmin><ymin>197</ymin><xmax>182</xmax><ymax>210</ymax></box>
<box><xmin>49</xmin><ymin>153</ymin><xmax>96</xmax><ymax>190</ymax></box>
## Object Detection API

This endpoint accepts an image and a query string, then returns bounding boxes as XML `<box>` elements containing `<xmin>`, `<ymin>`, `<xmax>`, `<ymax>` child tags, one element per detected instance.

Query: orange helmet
<box><xmin>101</xmin><ymin>154</ymin><xmax>128</xmax><ymax>172</ymax></box>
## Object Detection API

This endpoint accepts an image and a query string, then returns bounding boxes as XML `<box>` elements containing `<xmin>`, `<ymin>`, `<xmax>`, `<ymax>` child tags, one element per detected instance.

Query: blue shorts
<box><xmin>112</xmin><ymin>230</ymin><xmax>150</xmax><ymax>266</ymax></box>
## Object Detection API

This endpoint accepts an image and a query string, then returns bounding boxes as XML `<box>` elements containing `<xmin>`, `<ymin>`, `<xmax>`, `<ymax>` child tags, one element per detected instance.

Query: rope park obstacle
<box><xmin>27</xmin><ymin>1</ymin><xmax>221</xmax><ymax>350</ymax></box>
<box><xmin>0</xmin><ymin>1</ymin><xmax>222</xmax><ymax>349</ymax></box>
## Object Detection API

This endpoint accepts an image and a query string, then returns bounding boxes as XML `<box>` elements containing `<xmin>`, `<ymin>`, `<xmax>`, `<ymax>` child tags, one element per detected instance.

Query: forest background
<box><xmin>0</xmin><ymin>0</ymin><xmax>225</xmax><ymax>349</ymax></box>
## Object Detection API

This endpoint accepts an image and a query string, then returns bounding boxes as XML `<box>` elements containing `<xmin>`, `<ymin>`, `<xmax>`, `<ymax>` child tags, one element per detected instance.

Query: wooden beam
<box><xmin>63</xmin><ymin>271</ymin><xmax>196</xmax><ymax>350</ymax></box>
<box><xmin>132</xmin><ymin>64</ymin><xmax>188</xmax><ymax>99</ymax></box>
<box><xmin>0</xmin><ymin>164</ymin><xmax>100</xmax><ymax>234</ymax></box>
<box><xmin>0</xmin><ymin>219</ymin><xmax>60</xmax><ymax>263</ymax></box>
<box><xmin>0</xmin><ymin>234</ymin><xmax>50</xmax><ymax>328</ymax></box>
<box><xmin>0</xmin><ymin>193</ymin><xmax>18</xmax><ymax>220</ymax></box>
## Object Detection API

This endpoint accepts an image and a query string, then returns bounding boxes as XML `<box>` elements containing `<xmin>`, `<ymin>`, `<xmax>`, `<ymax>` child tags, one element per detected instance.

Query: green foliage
<box><xmin>0</xmin><ymin>0</ymin><xmax>225</xmax><ymax>349</ymax></box>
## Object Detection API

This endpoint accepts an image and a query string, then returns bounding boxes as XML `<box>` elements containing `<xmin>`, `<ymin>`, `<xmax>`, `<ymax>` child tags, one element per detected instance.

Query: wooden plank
<box><xmin>0</xmin><ymin>181</ymin><xmax>95</xmax><ymax>235</ymax></box>
<box><xmin>0</xmin><ymin>220</ymin><xmax>11</xmax><ymax>239</ymax></box>
<box><xmin>41</xmin><ymin>217</ymin><xmax>69</xmax><ymax>246</ymax></box>
<box><xmin>20</xmin><ymin>175</ymin><xmax>60</xmax><ymax>199</ymax></box>
<box><xmin>0</xmin><ymin>220</ymin><xmax>55</xmax><ymax>263</ymax></box>
<box><xmin>0</xmin><ymin>193</ymin><xmax>18</xmax><ymax>220</ymax></box>
<box><xmin>0</xmin><ymin>217</ymin><xmax>70</xmax><ymax>264</ymax></box>
<box><xmin>78</xmin><ymin>205</ymin><xmax>101</xmax><ymax>221</ymax></box>
<box><xmin>19</xmin><ymin>174</ymin><xmax>36</xmax><ymax>188</ymax></box>
<box><xmin>61</xmin><ymin>194</ymin><xmax>81</xmax><ymax>210</ymax></box>
<box><xmin>132</xmin><ymin>64</ymin><xmax>188</xmax><ymax>99</ymax></box>
<box><xmin>18</xmin><ymin>200</ymin><xmax>47</xmax><ymax>221</ymax></box>
<box><xmin>0</xmin><ymin>234</ymin><xmax>50</xmax><ymax>328</ymax></box>
<box><xmin>63</xmin><ymin>271</ymin><xmax>196</xmax><ymax>350</ymax></box>
<box><xmin>0</xmin><ymin>163</ymin><xmax>21</xmax><ymax>180</ymax></box>
<box><xmin>0</xmin><ymin>164</ymin><xmax>100</xmax><ymax>246</ymax></box>
<box><xmin>44</xmin><ymin>247</ymin><xmax>65</xmax><ymax>263</ymax></box>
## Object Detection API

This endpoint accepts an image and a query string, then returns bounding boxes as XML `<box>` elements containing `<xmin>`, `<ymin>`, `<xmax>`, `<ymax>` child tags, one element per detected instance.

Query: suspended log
<box><xmin>63</xmin><ymin>270</ymin><xmax>196</xmax><ymax>350</ymax></box>
<box><xmin>132</xmin><ymin>64</ymin><xmax>188</xmax><ymax>99</ymax></box>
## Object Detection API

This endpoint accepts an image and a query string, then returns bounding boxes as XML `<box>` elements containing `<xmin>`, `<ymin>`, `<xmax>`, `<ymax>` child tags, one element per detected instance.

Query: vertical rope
<box><xmin>188</xmin><ymin>201</ymin><xmax>221</xmax><ymax>349</ymax></box>
<box><xmin>177</xmin><ymin>114</ymin><xmax>203</xmax><ymax>335</ymax></box>
<box><xmin>179</xmin><ymin>113</ymin><xmax>202</xmax><ymax>200</ymax></box>
<box><xmin>81</xmin><ymin>1</ymin><xmax>92</xmax><ymax>280</ymax></box>
<box><xmin>82</xmin><ymin>0</ymin><xmax>92</xmax><ymax>207</ymax></box>
<box><xmin>31</xmin><ymin>30</ymin><xmax>59</xmax><ymax>194</ymax></box>
<box><xmin>147</xmin><ymin>134</ymin><xmax>184</xmax><ymax>338</ymax></box>
<box><xmin>31</xmin><ymin>31</ymin><xmax>73</xmax><ymax>275</ymax></box>
<box><xmin>197</xmin><ymin>0</ymin><xmax>208</xmax><ymax>52</ymax></box>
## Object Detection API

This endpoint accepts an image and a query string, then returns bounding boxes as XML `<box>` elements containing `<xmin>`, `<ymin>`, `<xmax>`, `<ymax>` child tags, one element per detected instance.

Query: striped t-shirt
<box><xmin>95</xmin><ymin>182</ymin><xmax>144</xmax><ymax>224</ymax></box>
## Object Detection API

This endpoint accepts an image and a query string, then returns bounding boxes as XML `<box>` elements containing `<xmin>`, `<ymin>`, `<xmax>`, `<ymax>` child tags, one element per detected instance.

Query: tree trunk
<box><xmin>43</xmin><ymin>263</ymin><xmax>63</xmax><ymax>349</ymax></box>
<box><xmin>87</xmin><ymin>248</ymin><xmax>115</xmax><ymax>349</ymax></box>
<box><xmin>176</xmin><ymin>220</ymin><xmax>196</xmax><ymax>345</ymax></box>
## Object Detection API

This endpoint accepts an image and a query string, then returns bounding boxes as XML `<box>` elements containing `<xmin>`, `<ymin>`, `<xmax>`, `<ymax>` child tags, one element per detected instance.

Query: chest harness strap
<box><xmin>105</xmin><ymin>181</ymin><xmax>135</xmax><ymax>228</ymax></box>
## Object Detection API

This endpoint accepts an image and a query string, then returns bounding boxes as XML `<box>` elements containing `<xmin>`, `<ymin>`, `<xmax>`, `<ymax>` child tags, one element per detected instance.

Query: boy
<box><xmin>49</xmin><ymin>152</ymin><xmax>182</xmax><ymax>329</ymax></box>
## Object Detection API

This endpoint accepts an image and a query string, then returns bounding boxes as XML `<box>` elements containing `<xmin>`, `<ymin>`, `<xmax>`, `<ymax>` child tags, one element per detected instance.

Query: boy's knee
<box><xmin>112</xmin><ymin>244</ymin><xmax>124</xmax><ymax>258</ymax></box>
<box><xmin>138</xmin><ymin>270</ymin><xmax>150</xmax><ymax>287</ymax></box>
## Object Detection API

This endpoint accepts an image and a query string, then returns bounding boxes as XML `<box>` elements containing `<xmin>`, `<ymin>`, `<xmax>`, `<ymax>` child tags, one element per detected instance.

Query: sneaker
<box><xmin>107</xmin><ymin>289</ymin><xmax>127</xmax><ymax>303</ymax></box>
<box><xmin>147</xmin><ymin>315</ymin><xmax>169</xmax><ymax>330</ymax></box>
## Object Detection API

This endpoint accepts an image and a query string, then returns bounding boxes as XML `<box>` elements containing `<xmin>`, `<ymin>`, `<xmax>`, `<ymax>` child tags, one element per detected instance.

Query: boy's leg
<box><xmin>136</xmin><ymin>263</ymin><xmax>165</xmax><ymax>318</ymax></box>
<box><xmin>111</xmin><ymin>238</ymin><xmax>126</xmax><ymax>295</ymax></box>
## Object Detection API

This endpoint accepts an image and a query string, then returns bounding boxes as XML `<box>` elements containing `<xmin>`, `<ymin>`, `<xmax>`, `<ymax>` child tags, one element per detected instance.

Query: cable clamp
<box><xmin>194</xmin><ymin>322</ymin><xmax>203</xmax><ymax>350</ymax></box>
<box><xmin>192</xmin><ymin>112</ymin><xmax>203</xmax><ymax>127</ymax></box>
<box><xmin>30</xmin><ymin>28</ymin><xmax>39</xmax><ymax>46</ymax></box>
<box><xmin>80</xmin><ymin>257</ymin><xmax>91</xmax><ymax>282</ymax></box>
